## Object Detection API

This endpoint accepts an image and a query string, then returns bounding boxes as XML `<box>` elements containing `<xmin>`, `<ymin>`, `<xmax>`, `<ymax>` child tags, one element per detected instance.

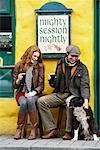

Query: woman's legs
<box><xmin>14</xmin><ymin>96</ymin><xmax>27</xmax><ymax>140</ymax></box>
<box><xmin>26</xmin><ymin>96</ymin><xmax>38</xmax><ymax>140</ymax></box>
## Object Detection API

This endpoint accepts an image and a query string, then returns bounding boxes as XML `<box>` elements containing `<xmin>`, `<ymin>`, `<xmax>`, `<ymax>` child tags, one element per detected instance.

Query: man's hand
<box><xmin>25</xmin><ymin>91</ymin><xmax>37</xmax><ymax>97</ymax></box>
<box><xmin>83</xmin><ymin>99</ymin><xmax>89</xmax><ymax>109</ymax></box>
<box><xmin>48</xmin><ymin>73</ymin><xmax>55</xmax><ymax>81</ymax></box>
<box><xmin>48</xmin><ymin>74</ymin><xmax>51</xmax><ymax>81</ymax></box>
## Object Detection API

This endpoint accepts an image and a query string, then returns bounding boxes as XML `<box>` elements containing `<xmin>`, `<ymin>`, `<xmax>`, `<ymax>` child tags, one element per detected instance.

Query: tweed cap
<box><xmin>66</xmin><ymin>45</ymin><xmax>81</xmax><ymax>56</ymax></box>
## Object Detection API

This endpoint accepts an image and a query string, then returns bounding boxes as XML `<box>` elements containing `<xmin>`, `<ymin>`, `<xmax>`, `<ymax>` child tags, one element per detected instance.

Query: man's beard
<box><xmin>65</xmin><ymin>57</ymin><xmax>77</xmax><ymax>66</ymax></box>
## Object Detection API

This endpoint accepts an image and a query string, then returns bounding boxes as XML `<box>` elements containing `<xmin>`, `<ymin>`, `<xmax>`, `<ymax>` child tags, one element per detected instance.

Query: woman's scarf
<box><xmin>25</xmin><ymin>61</ymin><xmax>38</xmax><ymax>92</ymax></box>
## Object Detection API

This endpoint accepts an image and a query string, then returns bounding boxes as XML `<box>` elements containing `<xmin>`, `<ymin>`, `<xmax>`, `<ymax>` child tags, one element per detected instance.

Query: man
<box><xmin>37</xmin><ymin>45</ymin><xmax>90</xmax><ymax>139</ymax></box>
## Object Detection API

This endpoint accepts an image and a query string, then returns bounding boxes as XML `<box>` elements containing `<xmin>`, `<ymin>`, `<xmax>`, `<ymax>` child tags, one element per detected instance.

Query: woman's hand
<box><xmin>16</xmin><ymin>73</ymin><xmax>25</xmax><ymax>84</ymax></box>
<box><xmin>25</xmin><ymin>91</ymin><xmax>37</xmax><ymax>98</ymax></box>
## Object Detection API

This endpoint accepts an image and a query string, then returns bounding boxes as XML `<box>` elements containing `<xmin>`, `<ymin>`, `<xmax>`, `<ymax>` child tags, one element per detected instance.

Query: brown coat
<box><xmin>13</xmin><ymin>61</ymin><xmax>44</xmax><ymax>95</ymax></box>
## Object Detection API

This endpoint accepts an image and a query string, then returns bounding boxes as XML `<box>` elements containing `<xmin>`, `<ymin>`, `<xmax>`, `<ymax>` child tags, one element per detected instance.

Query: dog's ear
<box><xmin>70</xmin><ymin>97</ymin><xmax>84</xmax><ymax>107</ymax></box>
<box><xmin>69</xmin><ymin>101</ymin><xmax>74</xmax><ymax>108</ymax></box>
<box><xmin>79</xmin><ymin>98</ymin><xmax>84</xmax><ymax>106</ymax></box>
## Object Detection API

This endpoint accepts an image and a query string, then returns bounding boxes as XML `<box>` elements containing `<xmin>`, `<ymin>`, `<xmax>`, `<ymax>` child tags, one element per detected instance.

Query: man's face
<box><xmin>67</xmin><ymin>54</ymin><xmax>78</xmax><ymax>64</ymax></box>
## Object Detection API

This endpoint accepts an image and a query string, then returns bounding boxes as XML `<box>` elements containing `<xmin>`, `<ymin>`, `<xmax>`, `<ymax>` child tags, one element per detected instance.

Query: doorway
<box><xmin>0</xmin><ymin>0</ymin><xmax>15</xmax><ymax>97</ymax></box>
<box><xmin>94</xmin><ymin>0</ymin><xmax>100</xmax><ymax>129</ymax></box>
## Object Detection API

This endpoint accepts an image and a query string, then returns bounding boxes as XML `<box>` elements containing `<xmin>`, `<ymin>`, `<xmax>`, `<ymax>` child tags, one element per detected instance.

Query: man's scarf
<box><xmin>62</xmin><ymin>59</ymin><xmax>78</xmax><ymax>89</ymax></box>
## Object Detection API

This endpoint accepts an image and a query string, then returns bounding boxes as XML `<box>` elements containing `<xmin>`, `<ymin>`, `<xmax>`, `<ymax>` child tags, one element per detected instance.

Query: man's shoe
<box><xmin>63</xmin><ymin>132</ymin><xmax>72</xmax><ymax>140</ymax></box>
<box><xmin>42</xmin><ymin>129</ymin><xmax>59</xmax><ymax>139</ymax></box>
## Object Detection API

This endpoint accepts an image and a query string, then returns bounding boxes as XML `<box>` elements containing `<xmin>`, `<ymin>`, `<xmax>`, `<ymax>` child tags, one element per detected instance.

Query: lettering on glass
<box><xmin>38</xmin><ymin>15</ymin><xmax>69</xmax><ymax>53</ymax></box>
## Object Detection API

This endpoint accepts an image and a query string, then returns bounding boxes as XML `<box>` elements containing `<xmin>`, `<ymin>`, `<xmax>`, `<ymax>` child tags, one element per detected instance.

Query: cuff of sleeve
<box><xmin>35</xmin><ymin>90</ymin><xmax>38</xmax><ymax>94</ymax></box>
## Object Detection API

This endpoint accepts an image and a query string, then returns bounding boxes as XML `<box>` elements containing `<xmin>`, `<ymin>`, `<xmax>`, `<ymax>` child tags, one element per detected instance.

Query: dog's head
<box><xmin>66</xmin><ymin>96</ymin><xmax>84</xmax><ymax>108</ymax></box>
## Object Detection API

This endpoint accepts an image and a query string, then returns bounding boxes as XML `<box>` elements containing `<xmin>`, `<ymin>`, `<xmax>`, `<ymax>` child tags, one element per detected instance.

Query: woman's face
<box><xmin>31</xmin><ymin>51</ymin><xmax>40</xmax><ymax>63</ymax></box>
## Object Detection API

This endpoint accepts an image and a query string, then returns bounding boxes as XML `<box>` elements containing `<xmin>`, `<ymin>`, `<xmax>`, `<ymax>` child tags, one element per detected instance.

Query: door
<box><xmin>0</xmin><ymin>0</ymin><xmax>15</xmax><ymax>97</ymax></box>
<box><xmin>95</xmin><ymin>0</ymin><xmax>100</xmax><ymax>129</ymax></box>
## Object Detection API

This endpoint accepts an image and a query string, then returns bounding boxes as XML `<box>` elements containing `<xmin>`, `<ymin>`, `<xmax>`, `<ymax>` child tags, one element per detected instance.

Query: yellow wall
<box><xmin>0</xmin><ymin>0</ymin><xmax>94</xmax><ymax>135</ymax></box>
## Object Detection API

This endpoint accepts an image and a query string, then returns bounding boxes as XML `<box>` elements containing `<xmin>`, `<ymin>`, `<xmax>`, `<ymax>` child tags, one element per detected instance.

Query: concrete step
<box><xmin>0</xmin><ymin>136</ymin><xmax>100</xmax><ymax>150</ymax></box>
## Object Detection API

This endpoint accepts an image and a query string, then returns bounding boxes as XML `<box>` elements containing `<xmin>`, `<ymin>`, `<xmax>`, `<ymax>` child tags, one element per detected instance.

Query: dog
<box><xmin>66</xmin><ymin>96</ymin><xmax>99</xmax><ymax>141</ymax></box>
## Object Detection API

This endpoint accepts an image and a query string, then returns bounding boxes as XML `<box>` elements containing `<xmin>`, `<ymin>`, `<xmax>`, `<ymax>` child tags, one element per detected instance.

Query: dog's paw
<box><xmin>93</xmin><ymin>134</ymin><xmax>99</xmax><ymax>141</ymax></box>
<box><xmin>72</xmin><ymin>137</ymin><xmax>78</xmax><ymax>141</ymax></box>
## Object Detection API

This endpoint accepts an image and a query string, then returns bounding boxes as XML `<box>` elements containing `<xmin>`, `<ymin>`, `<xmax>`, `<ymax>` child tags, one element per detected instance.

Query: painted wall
<box><xmin>0</xmin><ymin>0</ymin><xmax>94</xmax><ymax>135</ymax></box>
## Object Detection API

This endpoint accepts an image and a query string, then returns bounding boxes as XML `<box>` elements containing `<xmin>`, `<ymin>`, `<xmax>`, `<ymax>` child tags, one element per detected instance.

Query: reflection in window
<box><xmin>0</xmin><ymin>0</ymin><xmax>7</xmax><ymax>10</ymax></box>
<box><xmin>0</xmin><ymin>17</ymin><xmax>12</xmax><ymax>51</ymax></box>
<box><xmin>0</xmin><ymin>16</ymin><xmax>11</xmax><ymax>32</ymax></box>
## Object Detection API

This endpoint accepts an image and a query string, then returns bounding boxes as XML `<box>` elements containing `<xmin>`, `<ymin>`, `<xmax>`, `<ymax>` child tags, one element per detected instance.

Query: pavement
<box><xmin>0</xmin><ymin>135</ymin><xmax>100</xmax><ymax>150</ymax></box>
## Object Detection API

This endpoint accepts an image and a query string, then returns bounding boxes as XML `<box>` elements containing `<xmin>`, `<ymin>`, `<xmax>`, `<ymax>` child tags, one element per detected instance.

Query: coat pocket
<box><xmin>74</xmin><ymin>73</ymin><xmax>82</xmax><ymax>87</ymax></box>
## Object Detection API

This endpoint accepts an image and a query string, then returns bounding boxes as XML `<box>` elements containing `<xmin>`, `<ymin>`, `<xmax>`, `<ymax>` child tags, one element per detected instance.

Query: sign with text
<box><xmin>37</xmin><ymin>15</ymin><xmax>70</xmax><ymax>54</ymax></box>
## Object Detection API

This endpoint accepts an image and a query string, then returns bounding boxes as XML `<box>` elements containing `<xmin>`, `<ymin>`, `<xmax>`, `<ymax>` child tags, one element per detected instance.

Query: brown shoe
<box><xmin>42</xmin><ymin>129</ymin><xmax>59</xmax><ymax>139</ymax></box>
<box><xmin>28</xmin><ymin>128</ymin><xmax>36</xmax><ymax>140</ymax></box>
<box><xmin>28</xmin><ymin>123</ymin><xmax>38</xmax><ymax>140</ymax></box>
<box><xmin>63</xmin><ymin>132</ymin><xmax>72</xmax><ymax>140</ymax></box>
<box><xmin>14</xmin><ymin>129</ymin><xmax>22</xmax><ymax>140</ymax></box>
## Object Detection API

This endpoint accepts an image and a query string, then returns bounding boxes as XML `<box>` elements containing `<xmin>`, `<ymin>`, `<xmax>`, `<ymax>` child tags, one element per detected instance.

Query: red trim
<box><xmin>16</xmin><ymin>92</ymin><xmax>25</xmax><ymax>104</ymax></box>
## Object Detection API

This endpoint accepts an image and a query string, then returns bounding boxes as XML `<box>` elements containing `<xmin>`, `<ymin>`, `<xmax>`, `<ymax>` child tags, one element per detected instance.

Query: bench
<box><xmin>23</xmin><ymin>103</ymin><xmax>66</xmax><ymax>138</ymax></box>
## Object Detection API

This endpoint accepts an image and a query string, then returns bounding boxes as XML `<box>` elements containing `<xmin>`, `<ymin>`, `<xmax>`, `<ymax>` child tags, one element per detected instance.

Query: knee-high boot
<box><xmin>14</xmin><ymin>111</ymin><xmax>25</xmax><ymax>140</ymax></box>
<box><xmin>28</xmin><ymin>111</ymin><xmax>38</xmax><ymax>140</ymax></box>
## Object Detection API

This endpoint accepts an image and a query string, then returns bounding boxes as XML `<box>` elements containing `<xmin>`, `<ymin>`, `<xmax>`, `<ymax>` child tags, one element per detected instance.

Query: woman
<box><xmin>13</xmin><ymin>45</ymin><xmax>44</xmax><ymax>140</ymax></box>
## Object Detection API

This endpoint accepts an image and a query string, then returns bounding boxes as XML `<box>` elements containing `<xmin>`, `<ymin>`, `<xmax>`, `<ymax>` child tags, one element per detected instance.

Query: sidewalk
<box><xmin>0</xmin><ymin>135</ymin><xmax>100</xmax><ymax>150</ymax></box>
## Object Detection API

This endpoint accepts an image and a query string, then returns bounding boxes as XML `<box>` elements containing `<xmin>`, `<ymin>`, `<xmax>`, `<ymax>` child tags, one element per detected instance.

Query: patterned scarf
<box><xmin>25</xmin><ymin>65</ymin><xmax>34</xmax><ymax>92</ymax></box>
<box><xmin>25</xmin><ymin>61</ymin><xmax>38</xmax><ymax>92</ymax></box>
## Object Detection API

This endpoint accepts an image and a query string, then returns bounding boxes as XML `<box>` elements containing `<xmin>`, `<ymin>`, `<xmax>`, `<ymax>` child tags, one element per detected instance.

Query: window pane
<box><xmin>0</xmin><ymin>17</ymin><xmax>11</xmax><ymax>32</ymax></box>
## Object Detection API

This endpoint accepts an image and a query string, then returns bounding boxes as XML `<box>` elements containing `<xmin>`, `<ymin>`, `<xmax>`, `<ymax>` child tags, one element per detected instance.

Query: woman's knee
<box><xmin>27</xmin><ymin>96</ymin><xmax>37</xmax><ymax>104</ymax></box>
<box><xmin>27</xmin><ymin>96</ymin><xmax>37</xmax><ymax>109</ymax></box>
<box><xmin>18</xmin><ymin>96</ymin><xmax>27</xmax><ymax>109</ymax></box>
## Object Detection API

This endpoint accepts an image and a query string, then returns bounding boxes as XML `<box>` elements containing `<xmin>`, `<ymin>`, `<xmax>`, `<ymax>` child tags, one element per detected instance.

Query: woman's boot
<box><xmin>28</xmin><ymin>111</ymin><xmax>37</xmax><ymax>140</ymax></box>
<box><xmin>28</xmin><ymin>123</ymin><xmax>38</xmax><ymax>140</ymax></box>
<box><xmin>14</xmin><ymin>112</ymin><xmax>25</xmax><ymax>140</ymax></box>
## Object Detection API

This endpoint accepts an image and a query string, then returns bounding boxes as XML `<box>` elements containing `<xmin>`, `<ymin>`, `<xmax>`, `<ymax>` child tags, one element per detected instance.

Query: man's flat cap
<box><xmin>66</xmin><ymin>45</ymin><xmax>81</xmax><ymax>56</ymax></box>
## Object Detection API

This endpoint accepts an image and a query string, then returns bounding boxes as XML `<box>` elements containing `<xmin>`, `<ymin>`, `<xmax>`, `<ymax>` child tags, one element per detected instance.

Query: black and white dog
<box><xmin>66</xmin><ymin>96</ymin><xmax>99</xmax><ymax>141</ymax></box>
